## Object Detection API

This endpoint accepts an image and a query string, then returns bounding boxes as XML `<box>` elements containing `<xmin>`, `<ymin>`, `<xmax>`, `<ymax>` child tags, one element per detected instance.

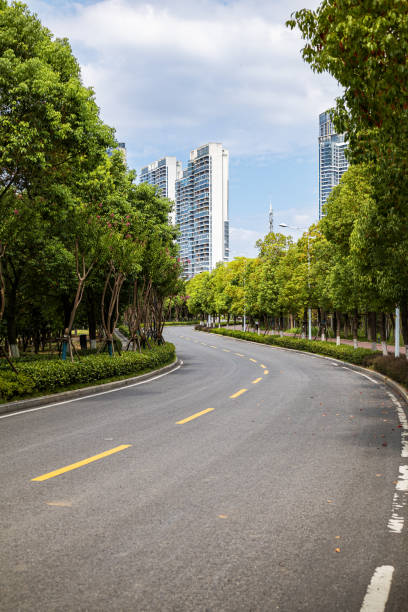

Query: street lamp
<box><xmin>279</xmin><ymin>223</ymin><xmax>314</xmax><ymax>341</ymax></box>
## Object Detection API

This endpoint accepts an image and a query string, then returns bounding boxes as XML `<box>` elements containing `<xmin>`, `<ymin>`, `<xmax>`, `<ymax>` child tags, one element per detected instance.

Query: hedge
<box><xmin>372</xmin><ymin>355</ymin><xmax>408</xmax><ymax>387</ymax></box>
<box><xmin>198</xmin><ymin>327</ymin><xmax>379</xmax><ymax>366</ymax></box>
<box><xmin>0</xmin><ymin>343</ymin><xmax>175</xmax><ymax>402</ymax></box>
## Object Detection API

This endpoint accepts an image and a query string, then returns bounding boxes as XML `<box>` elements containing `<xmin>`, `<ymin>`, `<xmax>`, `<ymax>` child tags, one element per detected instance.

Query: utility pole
<box><xmin>269</xmin><ymin>202</ymin><xmax>274</xmax><ymax>234</ymax></box>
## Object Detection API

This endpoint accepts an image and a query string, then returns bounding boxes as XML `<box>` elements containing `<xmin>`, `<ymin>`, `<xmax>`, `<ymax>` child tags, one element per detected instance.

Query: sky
<box><xmin>25</xmin><ymin>0</ymin><xmax>341</xmax><ymax>257</ymax></box>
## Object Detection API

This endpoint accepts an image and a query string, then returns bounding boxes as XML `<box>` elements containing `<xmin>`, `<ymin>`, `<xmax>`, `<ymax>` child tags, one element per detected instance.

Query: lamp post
<box><xmin>395</xmin><ymin>306</ymin><xmax>400</xmax><ymax>357</ymax></box>
<box><xmin>279</xmin><ymin>223</ymin><xmax>314</xmax><ymax>341</ymax></box>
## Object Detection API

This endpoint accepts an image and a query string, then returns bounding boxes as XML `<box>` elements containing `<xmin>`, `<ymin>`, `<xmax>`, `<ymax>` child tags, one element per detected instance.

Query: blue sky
<box><xmin>26</xmin><ymin>0</ymin><xmax>341</xmax><ymax>256</ymax></box>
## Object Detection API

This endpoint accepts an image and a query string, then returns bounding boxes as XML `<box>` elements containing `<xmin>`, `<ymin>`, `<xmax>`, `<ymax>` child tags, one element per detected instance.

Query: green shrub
<box><xmin>164</xmin><ymin>320</ymin><xmax>200</xmax><ymax>326</ymax></box>
<box><xmin>0</xmin><ymin>371</ymin><xmax>35</xmax><ymax>400</ymax></box>
<box><xmin>0</xmin><ymin>343</ymin><xmax>175</xmax><ymax>402</ymax></box>
<box><xmin>199</xmin><ymin>327</ymin><xmax>378</xmax><ymax>366</ymax></box>
<box><xmin>372</xmin><ymin>355</ymin><xmax>408</xmax><ymax>386</ymax></box>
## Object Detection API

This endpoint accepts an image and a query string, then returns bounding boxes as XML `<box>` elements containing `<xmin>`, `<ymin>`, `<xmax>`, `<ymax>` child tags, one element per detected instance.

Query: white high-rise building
<box><xmin>319</xmin><ymin>111</ymin><xmax>349</xmax><ymax>218</ymax></box>
<box><xmin>140</xmin><ymin>157</ymin><xmax>182</xmax><ymax>224</ymax></box>
<box><xmin>176</xmin><ymin>143</ymin><xmax>229</xmax><ymax>279</ymax></box>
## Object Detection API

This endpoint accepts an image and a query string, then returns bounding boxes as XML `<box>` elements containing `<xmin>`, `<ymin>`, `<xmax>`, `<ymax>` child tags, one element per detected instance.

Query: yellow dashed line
<box><xmin>260</xmin><ymin>364</ymin><xmax>266</xmax><ymax>369</ymax></box>
<box><xmin>230</xmin><ymin>389</ymin><xmax>247</xmax><ymax>399</ymax></box>
<box><xmin>32</xmin><ymin>445</ymin><xmax>132</xmax><ymax>482</ymax></box>
<box><xmin>264</xmin><ymin>370</ymin><xmax>269</xmax><ymax>375</ymax></box>
<box><xmin>252</xmin><ymin>378</ymin><xmax>262</xmax><ymax>384</ymax></box>
<box><xmin>249</xmin><ymin>358</ymin><xmax>257</xmax><ymax>363</ymax></box>
<box><xmin>176</xmin><ymin>408</ymin><xmax>215</xmax><ymax>424</ymax></box>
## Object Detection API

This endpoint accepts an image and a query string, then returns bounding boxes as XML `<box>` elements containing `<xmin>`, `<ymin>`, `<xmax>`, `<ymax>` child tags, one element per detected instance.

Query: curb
<box><xmin>0</xmin><ymin>358</ymin><xmax>181</xmax><ymax>416</ymax></box>
<box><xmin>196</xmin><ymin>329</ymin><xmax>408</xmax><ymax>406</ymax></box>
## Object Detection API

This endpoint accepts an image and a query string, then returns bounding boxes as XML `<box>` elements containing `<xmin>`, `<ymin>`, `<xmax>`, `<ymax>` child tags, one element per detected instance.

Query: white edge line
<box><xmin>360</xmin><ymin>565</ymin><xmax>394</xmax><ymax>612</ymax></box>
<box><xmin>0</xmin><ymin>361</ymin><xmax>183</xmax><ymax>420</ymax></box>
<box><xmin>342</xmin><ymin>369</ymin><xmax>379</xmax><ymax>385</ymax></box>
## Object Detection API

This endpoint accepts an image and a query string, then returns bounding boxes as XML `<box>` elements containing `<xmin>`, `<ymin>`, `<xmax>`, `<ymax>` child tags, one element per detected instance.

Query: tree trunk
<box><xmin>0</xmin><ymin>244</ymin><xmax>5</xmax><ymax>323</ymax></box>
<box><xmin>87</xmin><ymin>295</ymin><xmax>97</xmax><ymax>350</ymax></box>
<box><xmin>343</xmin><ymin>313</ymin><xmax>350</xmax><ymax>338</ymax></box>
<box><xmin>368</xmin><ymin>312</ymin><xmax>377</xmax><ymax>351</ymax></box>
<box><xmin>401</xmin><ymin>302</ymin><xmax>408</xmax><ymax>360</ymax></box>
<box><xmin>7</xmin><ymin>284</ymin><xmax>19</xmax><ymax>358</ymax></box>
<box><xmin>336</xmin><ymin>310</ymin><xmax>341</xmax><ymax>345</ymax></box>
<box><xmin>379</xmin><ymin>313</ymin><xmax>388</xmax><ymax>355</ymax></box>
<box><xmin>352</xmin><ymin>309</ymin><xmax>359</xmax><ymax>349</ymax></box>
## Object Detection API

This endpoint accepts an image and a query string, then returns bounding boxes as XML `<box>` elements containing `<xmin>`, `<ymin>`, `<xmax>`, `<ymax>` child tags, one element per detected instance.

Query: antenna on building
<box><xmin>269</xmin><ymin>202</ymin><xmax>274</xmax><ymax>234</ymax></box>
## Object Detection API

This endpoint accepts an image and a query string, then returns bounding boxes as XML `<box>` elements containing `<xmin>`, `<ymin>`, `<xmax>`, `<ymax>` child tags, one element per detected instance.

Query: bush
<box><xmin>164</xmin><ymin>320</ymin><xmax>200</xmax><ymax>326</ymax></box>
<box><xmin>0</xmin><ymin>343</ymin><xmax>175</xmax><ymax>402</ymax></box>
<box><xmin>372</xmin><ymin>355</ymin><xmax>408</xmax><ymax>387</ymax></box>
<box><xmin>0</xmin><ymin>371</ymin><xmax>35</xmax><ymax>400</ymax></box>
<box><xmin>198</xmin><ymin>327</ymin><xmax>378</xmax><ymax>366</ymax></box>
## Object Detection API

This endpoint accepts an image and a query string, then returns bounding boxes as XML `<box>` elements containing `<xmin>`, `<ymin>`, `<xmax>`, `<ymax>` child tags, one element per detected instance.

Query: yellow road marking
<box><xmin>264</xmin><ymin>370</ymin><xmax>269</xmax><ymax>375</ymax></box>
<box><xmin>230</xmin><ymin>388</ymin><xmax>247</xmax><ymax>399</ymax></box>
<box><xmin>249</xmin><ymin>358</ymin><xmax>257</xmax><ymax>363</ymax></box>
<box><xmin>176</xmin><ymin>408</ymin><xmax>215</xmax><ymax>424</ymax></box>
<box><xmin>222</xmin><ymin>349</ymin><xmax>230</xmax><ymax>352</ymax></box>
<box><xmin>260</xmin><ymin>364</ymin><xmax>266</xmax><ymax>369</ymax></box>
<box><xmin>252</xmin><ymin>378</ymin><xmax>262</xmax><ymax>384</ymax></box>
<box><xmin>209</xmin><ymin>345</ymin><xmax>217</xmax><ymax>348</ymax></box>
<box><xmin>32</xmin><ymin>445</ymin><xmax>132</xmax><ymax>482</ymax></box>
<box><xmin>234</xmin><ymin>353</ymin><xmax>244</xmax><ymax>357</ymax></box>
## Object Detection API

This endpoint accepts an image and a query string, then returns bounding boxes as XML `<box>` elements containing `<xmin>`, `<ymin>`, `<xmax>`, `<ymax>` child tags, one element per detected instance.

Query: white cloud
<box><xmin>229</xmin><ymin>227</ymin><xmax>263</xmax><ymax>259</ymax></box>
<box><xmin>27</xmin><ymin>0</ymin><xmax>341</xmax><ymax>166</ymax></box>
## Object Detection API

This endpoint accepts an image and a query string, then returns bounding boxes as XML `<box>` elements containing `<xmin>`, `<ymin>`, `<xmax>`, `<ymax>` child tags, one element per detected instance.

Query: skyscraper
<box><xmin>140</xmin><ymin>157</ymin><xmax>182</xmax><ymax>224</ymax></box>
<box><xmin>318</xmin><ymin>111</ymin><xmax>349</xmax><ymax>218</ymax></box>
<box><xmin>107</xmin><ymin>142</ymin><xmax>127</xmax><ymax>163</ymax></box>
<box><xmin>176</xmin><ymin>143</ymin><xmax>229</xmax><ymax>279</ymax></box>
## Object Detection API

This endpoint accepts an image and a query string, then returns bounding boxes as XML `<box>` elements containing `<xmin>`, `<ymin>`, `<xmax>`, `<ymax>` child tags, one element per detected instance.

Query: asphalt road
<box><xmin>1</xmin><ymin>326</ymin><xmax>408</xmax><ymax>612</ymax></box>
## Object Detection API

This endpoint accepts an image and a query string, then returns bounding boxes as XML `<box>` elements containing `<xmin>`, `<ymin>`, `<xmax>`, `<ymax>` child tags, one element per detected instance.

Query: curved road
<box><xmin>1</xmin><ymin>326</ymin><xmax>407</xmax><ymax>611</ymax></box>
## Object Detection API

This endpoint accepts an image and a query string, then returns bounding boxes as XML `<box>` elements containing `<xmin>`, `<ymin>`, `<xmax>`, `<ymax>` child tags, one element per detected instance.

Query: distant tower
<box><xmin>269</xmin><ymin>203</ymin><xmax>274</xmax><ymax>234</ymax></box>
<box><xmin>318</xmin><ymin>111</ymin><xmax>348</xmax><ymax>218</ymax></box>
<box><xmin>176</xmin><ymin>143</ymin><xmax>229</xmax><ymax>278</ymax></box>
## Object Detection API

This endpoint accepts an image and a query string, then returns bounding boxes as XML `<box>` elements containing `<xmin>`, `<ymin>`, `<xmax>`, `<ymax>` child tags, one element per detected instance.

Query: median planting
<box><xmin>0</xmin><ymin>343</ymin><xmax>175</xmax><ymax>402</ymax></box>
<box><xmin>197</xmin><ymin>326</ymin><xmax>378</xmax><ymax>366</ymax></box>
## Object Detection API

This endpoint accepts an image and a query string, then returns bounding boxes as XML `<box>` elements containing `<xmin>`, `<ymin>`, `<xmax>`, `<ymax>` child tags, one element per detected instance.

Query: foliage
<box><xmin>372</xmin><ymin>355</ymin><xmax>408</xmax><ymax>388</ymax></box>
<box><xmin>200</xmin><ymin>327</ymin><xmax>378</xmax><ymax>366</ymax></box>
<box><xmin>0</xmin><ymin>343</ymin><xmax>175</xmax><ymax>402</ymax></box>
<box><xmin>0</xmin><ymin>2</ymin><xmax>182</xmax><ymax>358</ymax></box>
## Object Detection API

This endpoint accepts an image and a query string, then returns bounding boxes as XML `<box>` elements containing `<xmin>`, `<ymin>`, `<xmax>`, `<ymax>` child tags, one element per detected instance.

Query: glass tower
<box><xmin>176</xmin><ymin>143</ymin><xmax>229</xmax><ymax>279</ymax></box>
<box><xmin>319</xmin><ymin>111</ymin><xmax>348</xmax><ymax>218</ymax></box>
<box><xmin>140</xmin><ymin>157</ymin><xmax>182</xmax><ymax>225</ymax></box>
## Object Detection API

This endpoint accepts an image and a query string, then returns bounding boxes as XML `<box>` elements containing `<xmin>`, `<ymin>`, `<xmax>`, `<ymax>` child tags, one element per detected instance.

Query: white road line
<box><xmin>388</xmin><ymin>491</ymin><xmax>405</xmax><ymax>534</ymax></box>
<box><xmin>387</xmin><ymin>392</ymin><xmax>408</xmax><ymax>458</ymax></box>
<box><xmin>341</xmin><ymin>367</ymin><xmax>379</xmax><ymax>384</ymax></box>
<box><xmin>384</xmin><ymin>393</ymin><xmax>408</xmax><ymax>533</ymax></box>
<box><xmin>360</xmin><ymin>566</ymin><xmax>394</xmax><ymax>612</ymax></box>
<box><xmin>396</xmin><ymin>465</ymin><xmax>408</xmax><ymax>491</ymax></box>
<box><xmin>0</xmin><ymin>361</ymin><xmax>183</xmax><ymax>420</ymax></box>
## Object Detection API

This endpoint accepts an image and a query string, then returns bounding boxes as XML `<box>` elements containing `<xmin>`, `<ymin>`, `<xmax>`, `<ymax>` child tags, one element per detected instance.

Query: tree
<box><xmin>255</xmin><ymin>232</ymin><xmax>291</xmax><ymax>328</ymax></box>
<box><xmin>0</xmin><ymin>1</ymin><xmax>114</xmax><ymax>201</ymax></box>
